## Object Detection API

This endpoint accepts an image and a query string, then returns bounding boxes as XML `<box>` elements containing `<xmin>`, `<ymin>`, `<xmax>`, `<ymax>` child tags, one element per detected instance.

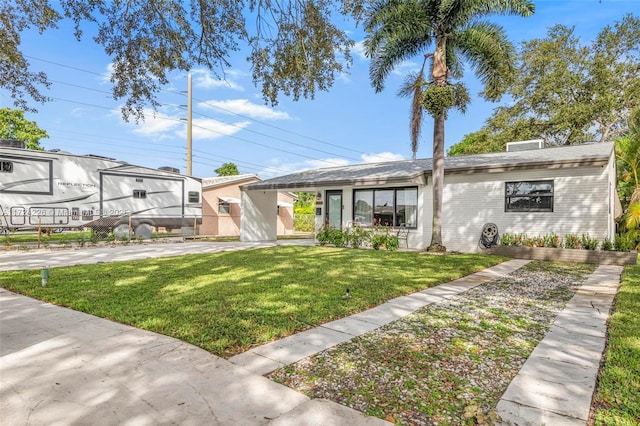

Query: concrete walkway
<box><xmin>0</xmin><ymin>242</ymin><xmax>624</xmax><ymax>425</ymax></box>
<box><xmin>496</xmin><ymin>264</ymin><xmax>623</xmax><ymax>425</ymax></box>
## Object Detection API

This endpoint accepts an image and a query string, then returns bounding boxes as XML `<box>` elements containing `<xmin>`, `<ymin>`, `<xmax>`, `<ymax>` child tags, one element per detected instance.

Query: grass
<box><xmin>592</xmin><ymin>261</ymin><xmax>640</xmax><ymax>425</ymax></box>
<box><xmin>0</xmin><ymin>246</ymin><xmax>506</xmax><ymax>357</ymax></box>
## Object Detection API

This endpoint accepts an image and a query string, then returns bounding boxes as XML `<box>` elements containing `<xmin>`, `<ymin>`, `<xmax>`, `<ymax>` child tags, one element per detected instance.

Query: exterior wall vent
<box><xmin>506</xmin><ymin>139</ymin><xmax>545</xmax><ymax>152</ymax></box>
<box><xmin>0</xmin><ymin>139</ymin><xmax>26</xmax><ymax>149</ymax></box>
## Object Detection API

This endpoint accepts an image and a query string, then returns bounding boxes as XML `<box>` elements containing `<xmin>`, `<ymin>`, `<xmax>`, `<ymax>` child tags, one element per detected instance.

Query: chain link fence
<box><xmin>2</xmin><ymin>211</ymin><xmax>315</xmax><ymax>248</ymax></box>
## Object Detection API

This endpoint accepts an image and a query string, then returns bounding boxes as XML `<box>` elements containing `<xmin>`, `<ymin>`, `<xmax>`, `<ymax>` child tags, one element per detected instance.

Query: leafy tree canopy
<box><xmin>0</xmin><ymin>108</ymin><xmax>48</xmax><ymax>150</ymax></box>
<box><xmin>448</xmin><ymin>13</ymin><xmax>640</xmax><ymax>156</ymax></box>
<box><xmin>214</xmin><ymin>162</ymin><xmax>239</xmax><ymax>176</ymax></box>
<box><xmin>1</xmin><ymin>0</ymin><xmax>367</xmax><ymax>121</ymax></box>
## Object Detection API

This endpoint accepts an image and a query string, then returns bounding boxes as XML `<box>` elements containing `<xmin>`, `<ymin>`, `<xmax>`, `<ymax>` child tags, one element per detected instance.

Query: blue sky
<box><xmin>3</xmin><ymin>0</ymin><xmax>638</xmax><ymax>179</ymax></box>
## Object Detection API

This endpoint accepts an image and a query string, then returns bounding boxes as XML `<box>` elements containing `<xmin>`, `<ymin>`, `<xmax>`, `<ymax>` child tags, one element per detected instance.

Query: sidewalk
<box><xmin>0</xmin><ymin>244</ymin><xmax>623</xmax><ymax>425</ymax></box>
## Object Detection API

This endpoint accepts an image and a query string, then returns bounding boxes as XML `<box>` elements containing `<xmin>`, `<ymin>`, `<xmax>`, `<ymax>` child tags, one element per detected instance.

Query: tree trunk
<box><xmin>428</xmin><ymin>111</ymin><xmax>446</xmax><ymax>252</ymax></box>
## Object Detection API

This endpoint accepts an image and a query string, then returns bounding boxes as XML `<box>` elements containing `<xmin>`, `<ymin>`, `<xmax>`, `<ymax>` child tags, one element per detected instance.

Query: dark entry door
<box><xmin>325</xmin><ymin>190</ymin><xmax>342</xmax><ymax>229</ymax></box>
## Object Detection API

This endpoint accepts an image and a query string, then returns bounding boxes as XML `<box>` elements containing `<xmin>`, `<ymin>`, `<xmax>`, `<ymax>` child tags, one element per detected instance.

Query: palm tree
<box><xmin>364</xmin><ymin>0</ymin><xmax>534</xmax><ymax>251</ymax></box>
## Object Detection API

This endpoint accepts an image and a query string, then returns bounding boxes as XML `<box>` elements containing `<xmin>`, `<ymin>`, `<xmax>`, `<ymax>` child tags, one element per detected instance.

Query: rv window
<box><xmin>136</xmin><ymin>178</ymin><xmax>143</xmax><ymax>183</ymax></box>
<box><xmin>72</xmin><ymin>208</ymin><xmax>80</xmax><ymax>220</ymax></box>
<box><xmin>133</xmin><ymin>190</ymin><xmax>147</xmax><ymax>199</ymax></box>
<box><xmin>218</xmin><ymin>202</ymin><xmax>230</xmax><ymax>214</ymax></box>
<box><xmin>188</xmin><ymin>191</ymin><xmax>200</xmax><ymax>203</ymax></box>
<box><xmin>82</xmin><ymin>210</ymin><xmax>94</xmax><ymax>220</ymax></box>
<box><xmin>1</xmin><ymin>161</ymin><xmax>13</xmax><ymax>173</ymax></box>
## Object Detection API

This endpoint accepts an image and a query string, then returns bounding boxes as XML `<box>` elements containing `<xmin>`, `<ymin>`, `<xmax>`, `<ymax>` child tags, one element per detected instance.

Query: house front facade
<box><xmin>240</xmin><ymin>142</ymin><xmax>618</xmax><ymax>252</ymax></box>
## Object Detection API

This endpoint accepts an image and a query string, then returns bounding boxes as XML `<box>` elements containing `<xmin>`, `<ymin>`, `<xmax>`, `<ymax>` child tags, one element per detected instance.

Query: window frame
<box><xmin>505</xmin><ymin>180</ymin><xmax>554</xmax><ymax>213</ymax></box>
<box><xmin>0</xmin><ymin>161</ymin><xmax>13</xmax><ymax>173</ymax></box>
<box><xmin>352</xmin><ymin>186</ymin><xmax>418</xmax><ymax>228</ymax></box>
<box><xmin>218</xmin><ymin>202</ymin><xmax>231</xmax><ymax>215</ymax></box>
<box><xmin>133</xmin><ymin>189</ymin><xmax>147</xmax><ymax>199</ymax></box>
<box><xmin>188</xmin><ymin>191</ymin><xmax>200</xmax><ymax>203</ymax></box>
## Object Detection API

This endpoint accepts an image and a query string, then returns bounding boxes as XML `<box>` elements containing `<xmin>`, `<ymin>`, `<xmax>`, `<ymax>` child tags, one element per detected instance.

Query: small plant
<box><xmin>600</xmin><ymin>239</ymin><xmax>613</xmax><ymax>251</ymax></box>
<box><xmin>614</xmin><ymin>234</ymin><xmax>633</xmax><ymax>252</ymax></box>
<box><xmin>499</xmin><ymin>233</ymin><xmax>515</xmax><ymax>246</ymax></box>
<box><xmin>106</xmin><ymin>232</ymin><xmax>116</xmax><ymax>243</ymax></box>
<box><xmin>564</xmin><ymin>234</ymin><xmax>580</xmax><ymax>249</ymax></box>
<box><xmin>151</xmin><ymin>231</ymin><xmax>159</xmax><ymax>240</ymax></box>
<box><xmin>543</xmin><ymin>233</ymin><xmax>561</xmax><ymax>248</ymax></box>
<box><xmin>580</xmin><ymin>233</ymin><xmax>599</xmax><ymax>250</ymax></box>
<box><xmin>77</xmin><ymin>235</ymin><xmax>86</xmax><ymax>247</ymax></box>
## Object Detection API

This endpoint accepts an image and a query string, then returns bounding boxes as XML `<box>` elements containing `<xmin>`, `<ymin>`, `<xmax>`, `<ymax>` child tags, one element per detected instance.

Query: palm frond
<box><xmin>453</xmin><ymin>21</ymin><xmax>516</xmax><ymax>100</ymax></box>
<box><xmin>397</xmin><ymin>60</ymin><xmax>428</xmax><ymax>159</ymax></box>
<box><xmin>364</xmin><ymin>0</ymin><xmax>434</xmax><ymax>92</ymax></box>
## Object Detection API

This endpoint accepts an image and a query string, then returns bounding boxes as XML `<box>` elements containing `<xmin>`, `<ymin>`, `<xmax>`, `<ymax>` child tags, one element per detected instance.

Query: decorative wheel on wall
<box><xmin>479</xmin><ymin>223</ymin><xmax>499</xmax><ymax>249</ymax></box>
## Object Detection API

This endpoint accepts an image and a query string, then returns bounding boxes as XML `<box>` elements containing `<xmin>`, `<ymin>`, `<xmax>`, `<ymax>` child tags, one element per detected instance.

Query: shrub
<box><xmin>564</xmin><ymin>234</ymin><xmax>580</xmax><ymax>249</ymax></box>
<box><xmin>543</xmin><ymin>233</ymin><xmax>561</xmax><ymax>248</ymax></box>
<box><xmin>580</xmin><ymin>233</ymin><xmax>599</xmax><ymax>250</ymax></box>
<box><xmin>500</xmin><ymin>233</ymin><xmax>515</xmax><ymax>246</ymax></box>
<box><xmin>600</xmin><ymin>239</ymin><xmax>614</xmax><ymax>251</ymax></box>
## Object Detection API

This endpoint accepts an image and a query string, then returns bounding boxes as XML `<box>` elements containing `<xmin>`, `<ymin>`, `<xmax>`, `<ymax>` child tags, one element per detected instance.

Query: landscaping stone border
<box><xmin>486</xmin><ymin>246</ymin><xmax>637</xmax><ymax>266</ymax></box>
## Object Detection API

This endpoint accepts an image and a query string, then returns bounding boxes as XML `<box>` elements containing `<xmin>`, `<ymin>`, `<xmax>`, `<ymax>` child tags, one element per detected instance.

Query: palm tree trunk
<box><xmin>428</xmin><ymin>111</ymin><xmax>446</xmax><ymax>252</ymax></box>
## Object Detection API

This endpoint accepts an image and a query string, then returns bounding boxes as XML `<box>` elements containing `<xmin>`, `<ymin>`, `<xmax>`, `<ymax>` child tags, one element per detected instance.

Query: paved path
<box><xmin>496</xmin><ymin>264</ymin><xmax>623</xmax><ymax>425</ymax></box>
<box><xmin>0</xmin><ymin>239</ymin><xmax>316</xmax><ymax>271</ymax></box>
<box><xmin>0</xmin><ymin>242</ymin><xmax>624</xmax><ymax>425</ymax></box>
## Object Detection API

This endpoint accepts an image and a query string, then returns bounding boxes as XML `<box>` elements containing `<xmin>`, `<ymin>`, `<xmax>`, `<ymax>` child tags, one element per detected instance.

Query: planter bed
<box><xmin>486</xmin><ymin>245</ymin><xmax>637</xmax><ymax>266</ymax></box>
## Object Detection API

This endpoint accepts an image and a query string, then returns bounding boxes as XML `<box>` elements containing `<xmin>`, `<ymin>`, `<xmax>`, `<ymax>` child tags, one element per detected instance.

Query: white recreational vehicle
<box><xmin>0</xmin><ymin>141</ymin><xmax>202</xmax><ymax>238</ymax></box>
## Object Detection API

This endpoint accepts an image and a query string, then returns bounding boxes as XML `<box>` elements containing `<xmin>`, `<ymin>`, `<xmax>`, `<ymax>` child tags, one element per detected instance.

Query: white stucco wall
<box><xmin>439</xmin><ymin>163</ymin><xmax>613</xmax><ymax>252</ymax></box>
<box><xmin>240</xmin><ymin>190</ymin><xmax>277</xmax><ymax>241</ymax></box>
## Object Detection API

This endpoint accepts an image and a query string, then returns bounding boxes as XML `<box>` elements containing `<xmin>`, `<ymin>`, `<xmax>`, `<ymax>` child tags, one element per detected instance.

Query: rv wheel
<box><xmin>134</xmin><ymin>223</ymin><xmax>153</xmax><ymax>240</ymax></box>
<box><xmin>113</xmin><ymin>224</ymin><xmax>130</xmax><ymax>239</ymax></box>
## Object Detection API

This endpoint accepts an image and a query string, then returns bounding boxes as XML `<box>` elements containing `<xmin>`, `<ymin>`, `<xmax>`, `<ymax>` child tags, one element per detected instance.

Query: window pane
<box><xmin>188</xmin><ymin>191</ymin><xmax>200</xmax><ymax>203</ymax></box>
<box><xmin>395</xmin><ymin>188</ymin><xmax>418</xmax><ymax>227</ymax></box>
<box><xmin>354</xmin><ymin>190</ymin><xmax>373</xmax><ymax>225</ymax></box>
<box><xmin>218</xmin><ymin>203</ymin><xmax>230</xmax><ymax>214</ymax></box>
<box><xmin>505</xmin><ymin>180</ymin><xmax>553</xmax><ymax>212</ymax></box>
<box><xmin>374</xmin><ymin>189</ymin><xmax>394</xmax><ymax>226</ymax></box>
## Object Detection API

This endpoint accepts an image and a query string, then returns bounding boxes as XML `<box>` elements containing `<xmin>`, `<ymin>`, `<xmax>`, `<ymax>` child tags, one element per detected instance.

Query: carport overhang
<box><xmin>238</xmin><ymin>172</ymin><xmax>428</xmax><ymax>243</ymax></box>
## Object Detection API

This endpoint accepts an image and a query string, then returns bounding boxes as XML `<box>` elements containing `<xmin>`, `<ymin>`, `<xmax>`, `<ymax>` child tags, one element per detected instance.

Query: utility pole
<box><xmin>186</xmin><ymin>73</ymin><xmax>193</xmax><ymax>176</ymax></box>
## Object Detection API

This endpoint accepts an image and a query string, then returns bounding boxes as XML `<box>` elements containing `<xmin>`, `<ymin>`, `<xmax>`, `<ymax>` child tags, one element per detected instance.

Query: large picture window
<box><xmin>353</xmin><ymin>187</ymin><xmax>418</xmax><ymax>227</ymax></box>
<box><xmin>505</xmin><ymin>180</ymin><xmax>554</xmax><ymax>212</ymax></box>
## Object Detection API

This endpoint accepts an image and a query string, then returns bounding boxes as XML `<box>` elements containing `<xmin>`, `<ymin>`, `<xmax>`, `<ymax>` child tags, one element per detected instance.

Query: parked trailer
<box><xmin>0</xmin><ymin>143</ymin><xmax>202</xmax><ymax>238</ymax></box>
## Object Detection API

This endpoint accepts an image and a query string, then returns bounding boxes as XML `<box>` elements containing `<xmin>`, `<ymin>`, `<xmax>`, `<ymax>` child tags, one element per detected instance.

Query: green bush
<box><xmin>564</xmin><ymin>234</ymin><xmax>580</xmax><ymax>249</ymax></box>
<box><xmin>294</xmin><ymin>214</ymin><xmax>315</xmax><ymax>233</ymax></box>
<box><xmin>601</xmin><ymin>239</ymin><xmax>614</xmax><ymax>251</ymax></box>
<box><xmin>543</xmin><ymin>233</ymin><xmax>561</xmax><ymax>248</ymax></box>
<box><xmin>580</xmin><ymin>233</ymin><xmax>599</xmax><ymax>250</ymax></box>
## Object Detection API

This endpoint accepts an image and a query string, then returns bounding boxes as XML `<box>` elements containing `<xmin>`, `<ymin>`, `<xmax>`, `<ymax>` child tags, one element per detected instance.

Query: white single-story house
<box><xmin>240</xmin><ymin>141</ymin><xmax>620</xmax><ymax>252</ymax></box>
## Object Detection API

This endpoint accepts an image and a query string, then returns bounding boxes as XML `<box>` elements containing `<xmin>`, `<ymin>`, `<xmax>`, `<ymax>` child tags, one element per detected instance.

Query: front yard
<box><xmin>1</xmin><ymin>246</ymin><xmax>637</xmax><ymax>424</ymax></box>
<box><xmin>0</xmin><ymin>246</ymin><xmax>504</xmax><ymax>357</ymax></box>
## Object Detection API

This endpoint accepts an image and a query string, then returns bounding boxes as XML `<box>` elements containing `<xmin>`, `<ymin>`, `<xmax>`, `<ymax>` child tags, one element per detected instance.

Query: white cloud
<box><xmin>361</xmin><ymin>152</ymin><xmax>405</xmax><ymax>163</ymax></box>
<box><xmin>391</xmin><ymin>60</ymin><xmax>420</xmax><ymax>76</ymax></box>
<box><xmin>198</xmin><ymin>99</ymin><xmax>291</xmax><ymax>120</ymax></box>
<box><xmin>131</xmin><ymin>109</ymin><xmax>182</xmax><ymax>137</ymax></box>
<box><xmin>189</xmin><ymin>118</ymin><xmax>252</xmax><ymax>141</ymax></box>
<box><xmin>258</xmin><ymin>157</ymin><xmax>351</xmax><ymax>179</ymax></box>
<box><xmin>191</xmin><ymin>68</ymin><xmax>244</xmax><ymax>91</ymax></box>
<box><xmin>352</xmin><ymin>40</ymin><xmax>367</xmax><ymax>61</ymax></box>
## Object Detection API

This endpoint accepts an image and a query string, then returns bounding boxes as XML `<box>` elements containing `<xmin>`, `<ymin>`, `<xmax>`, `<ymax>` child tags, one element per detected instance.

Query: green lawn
<box><xmin>0</xmin><ymin>246</ymin><xmax>505</xmax><ymax>357</ymax></box>
<box><xmin>593</xmin><ymin>261</ymin><xmax>640</xmax><ymax>425</ymax></box>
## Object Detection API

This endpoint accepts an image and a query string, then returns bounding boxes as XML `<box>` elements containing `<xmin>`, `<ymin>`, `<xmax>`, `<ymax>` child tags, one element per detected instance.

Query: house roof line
<box><xmin>243</xmin><ymin>143</ymin><xmax>614</xmax><ymax>191</ymax></box>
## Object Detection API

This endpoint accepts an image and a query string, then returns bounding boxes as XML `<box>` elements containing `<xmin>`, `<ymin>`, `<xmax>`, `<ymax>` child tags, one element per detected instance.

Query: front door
<box><xmin>325</xmin><ymin>190</ymin><xmax>342</xmax><ymax>229</ymax></box>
